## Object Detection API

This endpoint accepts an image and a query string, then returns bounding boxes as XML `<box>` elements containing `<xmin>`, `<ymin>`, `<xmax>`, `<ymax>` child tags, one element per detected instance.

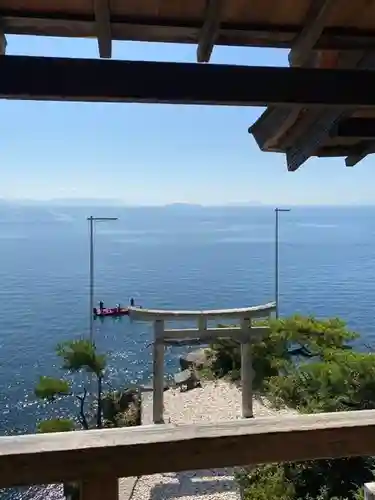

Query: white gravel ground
<box><xmin>120</xmin><ymin>381</ymin><xmax>295</xmax><ymax>500</ymax></box>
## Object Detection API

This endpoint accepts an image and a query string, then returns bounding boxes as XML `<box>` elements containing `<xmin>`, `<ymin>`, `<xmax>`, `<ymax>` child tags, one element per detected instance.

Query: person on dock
<box><xmin>130</xmin><ymin>297</ymin><xmax>135</xmax><ymax>307</ymax></box>
<box><xmin>99</xmin><ymin>300</ymin><xmax>104</xmax><ymax>311</ymax></box>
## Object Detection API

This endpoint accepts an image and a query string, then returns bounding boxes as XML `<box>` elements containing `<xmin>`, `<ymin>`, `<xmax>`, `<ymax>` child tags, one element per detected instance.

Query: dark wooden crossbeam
<box><xmin>334</xmin><ymin>118</ymin><xmax>375</xmax><ymax>139</ymax></box>
<box><xmin>4</xmin><ymin>55</ymin><xmax>375</xmax><ymax>107</ymax></box>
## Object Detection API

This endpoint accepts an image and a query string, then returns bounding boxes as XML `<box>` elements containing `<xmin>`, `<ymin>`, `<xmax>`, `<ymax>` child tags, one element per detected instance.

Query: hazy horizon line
<box><xmin>0</xmin><ymin>198</ymin><xmax>373</xmax><ymax>208</ymax></box>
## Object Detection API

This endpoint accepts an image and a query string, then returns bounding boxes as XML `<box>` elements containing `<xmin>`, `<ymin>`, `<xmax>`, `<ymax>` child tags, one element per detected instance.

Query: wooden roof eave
<box><xmin>248</xmin><ymin>0</ymin><xmax>375</xmax><ymax>170</ymax></box>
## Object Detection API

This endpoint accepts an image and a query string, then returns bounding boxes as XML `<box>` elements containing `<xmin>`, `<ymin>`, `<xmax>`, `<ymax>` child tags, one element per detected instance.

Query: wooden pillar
<box><xmin>364</xmin><ymin>483</ymin><xmax>375</xmax><ymax>500</ymax></box>
<box><xmin>80</xmin><ymin>477</ymin><xmax>118</xmax><ymax>500</ymax></box>
<box><xmin>240</xmin><ymin>318</ymin><xmax>253</xmax><ymax>418</ymax></box>
<box><xmin>153</xmin><ymin>319</ymin><xmax>165</xmax><ymax>424</ymax></box>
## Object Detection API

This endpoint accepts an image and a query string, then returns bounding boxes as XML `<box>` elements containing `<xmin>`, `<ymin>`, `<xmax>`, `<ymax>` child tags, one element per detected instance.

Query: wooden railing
<box><xmin>2</xmin><ymin>410</ymin><xmax>375</xmax><ymax>499</ymax></box>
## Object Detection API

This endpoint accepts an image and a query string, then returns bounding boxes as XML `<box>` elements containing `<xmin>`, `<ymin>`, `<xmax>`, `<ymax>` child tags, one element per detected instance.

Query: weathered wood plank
<box><xmin>197</xmin><ymin>0</ymin><xmax>224</xmax><ymax>63</ymax></box>
<box><xmin>289</xmin><ymin>0</ymin><xmax>337</xmax><ymax>67</ymax></box>
<box><xmin>4</xmin><ymin>15</ymin><xmax>375</xmax><ymax>50</ymax></box>
<box><xmin>2</xmin><ymin>411</ymin><xmax>375</xmax><ymax>488</ymax></box>
<box><xmin>93</xmin><ymin>0</ymin><xmax>112</xmax><ymax>58</ymax></box>
<box><xmin>4</xmin><ymin>56</ymin><xmax>375</xmax><ymax>108</ymax></box>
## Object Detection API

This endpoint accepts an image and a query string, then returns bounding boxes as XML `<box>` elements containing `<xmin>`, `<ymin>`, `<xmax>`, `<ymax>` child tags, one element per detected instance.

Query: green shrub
<box><xmin>206</xmin><ymin>316</ymin><xmax>374</xmax><ymax>500</ymax></box>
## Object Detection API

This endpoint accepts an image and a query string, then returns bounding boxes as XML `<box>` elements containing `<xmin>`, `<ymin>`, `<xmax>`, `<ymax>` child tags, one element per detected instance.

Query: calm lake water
<box><xmin>1</xmin><ymin>203</ymin><xmax>374</xmax><ymax>498</ymax></box>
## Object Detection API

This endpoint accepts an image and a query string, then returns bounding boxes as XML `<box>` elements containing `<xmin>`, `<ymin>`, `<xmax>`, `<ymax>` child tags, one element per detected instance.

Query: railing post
<box><xmin>240</xmin><ymin>318</ymin><xmax>253</xmax><ymax>418</ymax></box>
<box><xmin>153</xmin><ymin>319</ymin><xmax>165</xmax><ymax>424</ymax></box>
<box><xmin>364</xmin><ymin>483</ymin><xmax>375</xmax><ymax>500</ymax></box>
<box><xmin>80</xmin><ymin>477</ymin><xmax>118</xmax><ymax>500</ymax></box>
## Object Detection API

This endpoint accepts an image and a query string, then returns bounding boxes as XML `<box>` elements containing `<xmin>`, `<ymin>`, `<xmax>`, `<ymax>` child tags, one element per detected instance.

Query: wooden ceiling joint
<box><xmin>197</xmin><ymin>0</ymin><xmax>224</xmax><ymax>63</ymax></box>
<box><xmin>93</xmin><ymin>0</ymin><xmax>112</xmax><ymax>58</ymax></box>
<box><xmin>289</xmin><ymin>0</ymin><xmax>337</xmax><ymax>67</ymax></box>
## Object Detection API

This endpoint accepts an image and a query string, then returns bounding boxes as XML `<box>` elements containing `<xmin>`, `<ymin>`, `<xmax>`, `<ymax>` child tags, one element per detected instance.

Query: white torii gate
<box><xmin>129</xmin><ymin>302</ymin><xmax>276</xmax><ymax>424</ymax></box>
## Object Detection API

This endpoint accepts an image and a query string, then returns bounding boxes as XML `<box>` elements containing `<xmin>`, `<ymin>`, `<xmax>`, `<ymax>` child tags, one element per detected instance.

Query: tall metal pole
<box><xmin>87</xmin><ymin>216</ymin><xmax>118</xmax><ymax>343</ymax></box>
<box><xmin>274</xmin><ymin>208</ymin><xmax>290</xmax><ymax>319</ymax></box>
<box><xmin>275</xmin><ymin>209</ymin><xmax>279</xmax><ymax>319</ymax></box>
<box><xmin>88</xmin><ymin>216</ymin><xmax>95</xmax><ymax>343</ymax></box>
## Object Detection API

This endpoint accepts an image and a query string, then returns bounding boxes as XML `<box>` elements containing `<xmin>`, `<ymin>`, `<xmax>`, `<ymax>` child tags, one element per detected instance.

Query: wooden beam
<box><xmin>4</xmin><ymin>56</ymin><xmax>375</xmax><ymax>108</ymax></box>
<box><xmin>93</xmin><ymin>0</ymin><xmax>112</xmax><ymax>58</ymax></box>
<box><xmin>129</xmin><ymin>303</ymin><xmax>275</xmax><ymax>321</ymax></box>
<box><xmin>333</xmin><ymin>118</ymin><xmax>375</xmax><ymax>139</ymax></box>
<box><xmin>81</xmin><ymin>477</ymin><xmax>118</xmax><ymax>500</ymax></box>
<box><xmin>197</xmin><ymin>0</ymin><xmax>224</xmax><ymax>63</ymax></box>
<box><xmin>5</xmin><ymin>56</ymin><xmax>375</xmax><ymax>108</ymax></box>
<box><xmin>2</xmin><ymin>410</ymin><xmax>375</xmax><ymax>488</ymax></box>
<box><xmin>289</xmin><ymin>0</ymin><xmax>337</xmax><ymax>67</ymax></box>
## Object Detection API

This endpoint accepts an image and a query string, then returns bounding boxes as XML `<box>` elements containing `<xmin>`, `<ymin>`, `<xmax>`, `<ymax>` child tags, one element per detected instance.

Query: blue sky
<box><xmin>1</xmin><ymin>35</ymin><xmax>374</xmax><ymax>205</ymax></box>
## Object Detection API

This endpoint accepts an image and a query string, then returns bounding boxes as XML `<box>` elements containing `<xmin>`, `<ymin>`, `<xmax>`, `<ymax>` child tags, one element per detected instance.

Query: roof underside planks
<box><xmin>247</xmin><ymin>0</ymin><xmax>375</xmax><ymax>170</ymax></box>
<box><xmin>4</xmin><ymin>0</ymin><xmax>375</xmax><ymax>56</ymax></box>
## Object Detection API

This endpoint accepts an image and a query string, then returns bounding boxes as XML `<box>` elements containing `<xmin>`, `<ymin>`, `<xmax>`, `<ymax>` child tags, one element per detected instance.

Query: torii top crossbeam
<box><xmin>128</xmin><ymin>302</ymin><xmax>276</xmax><ymax>321</ymax></box>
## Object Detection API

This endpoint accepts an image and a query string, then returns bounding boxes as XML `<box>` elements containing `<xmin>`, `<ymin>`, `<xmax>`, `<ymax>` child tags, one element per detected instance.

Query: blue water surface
<box><xmin>0</xmin><ymin>204</ymin><xmax>374</xmax><ymax>498</ymax></box>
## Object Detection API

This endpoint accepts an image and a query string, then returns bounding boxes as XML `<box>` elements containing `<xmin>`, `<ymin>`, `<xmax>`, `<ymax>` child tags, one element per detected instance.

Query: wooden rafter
<box><xmin>93</xmin><ymin>0</ymin><xmax>112</xmax><ymax>59</ymax></box>
<box><xmin>334</xmin><ymin>118</ymin><xmax>375</xmax><ymax>139</ymax></box>
<box><xmin>251</xmin><ymin>0</ymin><xmax>336</xmax><ymax>153</ymax></box>
<box><xmin>0</xmin><ymin>26</ymin><xmax>6</xmax><ymax>55</ymax></box>
<box><xmin>289</xmin><ymin>0</ymin><xmax>337</xmax><ymax>67</ymax></box>
<box><xmin>3</xmin><ymin>15</ymin><xmax>375</xmax><ymax>51</ymax></box>
<box><xmin>197</xmin><ymin>0</ymin><xmax>224</xmax><ymax>63</ymax></box>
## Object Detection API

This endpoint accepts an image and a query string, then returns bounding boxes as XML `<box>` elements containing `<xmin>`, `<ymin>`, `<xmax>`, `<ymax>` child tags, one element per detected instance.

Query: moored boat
<box><xmin>93</xmin><ymin>307</ymin><xmax>129</xmax><ymax>318</ymax></box>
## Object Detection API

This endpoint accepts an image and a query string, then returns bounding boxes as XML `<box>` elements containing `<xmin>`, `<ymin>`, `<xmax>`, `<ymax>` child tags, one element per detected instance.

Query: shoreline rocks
<box><xmin>179</xmin><ymin>348</ymin><xmax>210</xmax><ymax>370</ymax></box>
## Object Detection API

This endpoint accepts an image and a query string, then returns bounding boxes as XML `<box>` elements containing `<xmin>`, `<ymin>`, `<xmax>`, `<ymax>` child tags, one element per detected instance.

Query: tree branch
<box><xmin>76</xmin><ymin>388</ymin><xmax>89</xmax><ymax>430</ymax></box>
<box><xmin>97</xmin><ymin>376</ymin><xmax>103</xmax><ymax>429</ymax></box>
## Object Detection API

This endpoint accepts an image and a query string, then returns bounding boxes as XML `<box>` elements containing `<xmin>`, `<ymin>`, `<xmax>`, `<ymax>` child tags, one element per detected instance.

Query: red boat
<box><xmin>93</xmin><ymin>307</ymin><xmax>129</xmax><ymax>318</ymax></box>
